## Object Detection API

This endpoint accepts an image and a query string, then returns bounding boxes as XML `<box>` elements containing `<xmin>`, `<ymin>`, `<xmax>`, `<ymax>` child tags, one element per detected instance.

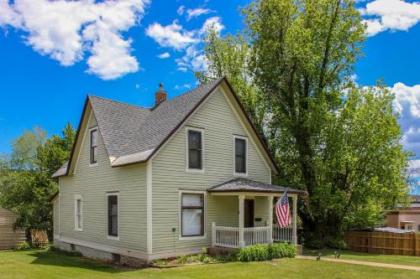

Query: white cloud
<box><xmin>174</xmin><ymin>83</ymin><xmax>192</xmax><ymax>90</ymax></box>
<box><xmin>176</xmin><ymin>45</ymin><xmax>207</xmax><ymax>72</ymax></box>
<box><xmin>186</xmin><ymin>8</ymin><xmax>211</xmax><ymax>20</ymax></box>
<box><xmin>145</xmin><ymin>21</ymin><xmax>198</xmax><ymax>50</ymax></box>
<box><xmin>146</xmin><ymin>16</ymin><xmax>224</xmax><ymax>72</ymax></box>
<box><xmin>157</xmin><ymin>52</ymin><xmax>170</xmax><ymax>59</ymax></box>
<box><xmin>361</xmin><ymin>0</ymin><xmax>420</xmax><ymax>36</ymax></box>
<box><xmin>0</xmin><ymin>0</ymin><xmax>148</xmax><ymax>80</ymax></box>
<box><xmin>392</xmin><ymin>82</ymin><xmax>420</xmax><ymax>157</ymax></box>
<box><xmin>177</xmin><ymin>5</ymin><xmax>185</xmax><ymax>16</ymax></box>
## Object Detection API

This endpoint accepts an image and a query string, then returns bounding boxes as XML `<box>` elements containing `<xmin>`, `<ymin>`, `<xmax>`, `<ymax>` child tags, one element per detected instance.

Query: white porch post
<box><xmin>292</xmin><ymin>194</ymin><xmax>298</xmax><ymax>245</ymax></box>
<box><xmin>267</xmin><ymin>195</ymin><xmax>273</xmax><ymax>244</ymax></box>
<box><xmin>238</xmin><ymin>194</ymin><xmax>245</xmax><ymax>247</ymax></box>
<box><xmin>211</xmin><ymin>222</ymin><xmax>216</xmax><ymax>247</ymax></box>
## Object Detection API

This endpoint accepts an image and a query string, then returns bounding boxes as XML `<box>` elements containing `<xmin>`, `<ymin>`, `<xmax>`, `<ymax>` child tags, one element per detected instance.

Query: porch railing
<box><xmin>244</xmin><ymin>226</ymin><xmax>270</xmax><ymax>246</ymax></box>
<box><xmin>212</xmin><ymin>223</ymin><xmax>295</xmax><ymax>248</ymax></box>
<box><xmin>272</xmin><ymin>225</ymin><xmax>293</xmax><ymax>243</ymax></box>
<box><xmin>213</xmin><ymin>225</ymin><xmax>240</xmax><ymax>248</ymax></box>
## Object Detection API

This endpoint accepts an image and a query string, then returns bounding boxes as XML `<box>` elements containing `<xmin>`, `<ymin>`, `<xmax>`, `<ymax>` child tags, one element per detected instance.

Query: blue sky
<box><xmin>0</xmin><ymin>0</ymin><xmax>419</xmax><ymax>168</ymax></box>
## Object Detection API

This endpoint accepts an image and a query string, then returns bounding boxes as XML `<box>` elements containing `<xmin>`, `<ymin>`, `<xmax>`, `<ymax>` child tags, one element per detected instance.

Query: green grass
<box><xmin>304</xmin><ymin>248</ymin><xmax>420</xmax><ymax>267</ymax></box>
<box><xmin>1</xmin><ymin>249</ymin><xmax>420</xmax><ymax>279</ymax></box>
<box><xmin>0</xmin><ymin>250</ymin><xmax>420</xmax><ymax>279</ymax></box>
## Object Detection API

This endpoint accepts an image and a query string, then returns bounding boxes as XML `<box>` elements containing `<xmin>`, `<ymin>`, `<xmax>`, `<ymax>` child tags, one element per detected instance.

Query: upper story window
<box><xmin>107</xmin><ymin>193</ymin><xmax>119</xmax><ymax>239</ymax></box>
<box><xmin>74</xmin><ymin>195</ymin><xmax>83</xmax><ymax>231</ymax></box>
<box><xmin>187</xmin><ymin>128</ymin><xmax>203</xmax><ymax>171</ymax></box>
<box><xmin>90</xmin><ymin>128</ymin><xmax>98</xmax><ymax>165</ymax></box>
<box><xmin>234</xmin><ymin>136</ymin><xmax>247</xmax><ymax>175</ymax></box>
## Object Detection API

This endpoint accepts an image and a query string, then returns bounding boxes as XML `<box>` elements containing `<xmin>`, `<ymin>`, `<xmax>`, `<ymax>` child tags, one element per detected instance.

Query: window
<box><xmin>181</xmin><ymin>193</ymin><xmax>204</xmax><ymax>237</ymax></box>
<box><xmin>187</xmin><ymin>129</ymin><xmax>203</xmax><ymax>170</ymax></box>
<box><xmin>74</xmin><ymin>195</ymin><xmax>82</xmax><ymax>231</ymax></box>
<box><xmin>107</xmin><ymin>193</ymin><xmax>119</xmax><ymax>238</ymax></box>
<box><xmin>90</xmin><ymin>128</ymin><xmax>98</xmax><ymax>165</ymax></box>
<box><xmin>234</xmin><ymin>137</ymin><xmax>247</xmax><ymax>174</ymax></box>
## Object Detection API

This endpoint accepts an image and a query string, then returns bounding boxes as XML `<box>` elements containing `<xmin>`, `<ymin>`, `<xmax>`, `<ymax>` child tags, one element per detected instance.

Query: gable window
<box><xmin>234</xmin><ymin>136</ymin><xmax>247</xmax><ymax>175</ymax></box>
<box><xmin>107</xmin><ymin>193</ymin><xmax>119</xmax><ymax>239</ymax></box>
<box><xmin>181</xmin><ymin>193</ymin><xmax>204</xmax><ymax>237</ymax></box>
<box><xmin>187</xmin><ymin>129</ymin><xmax>203</xmax><ymax>170</ymax></box>
<box><xmin>74</xmin><ymin>195</ymin><xmax>83</xmax><ymax>231</ymax></box>
<box><xmin>90</xmin><ymin>128</ymin><xmax>98</xmax><ymax>165</ymax></box>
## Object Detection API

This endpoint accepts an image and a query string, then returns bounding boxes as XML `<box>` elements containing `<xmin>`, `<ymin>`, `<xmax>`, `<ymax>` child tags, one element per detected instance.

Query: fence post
<box><xmin>211</xmin><ymin>222</ymin><xmax>216</xmax><ymax>247</ymax></box>
<box><xmin>413</xmin><ymin>232</ymin><xmax>416</xmax><ymax>256</ymax></box>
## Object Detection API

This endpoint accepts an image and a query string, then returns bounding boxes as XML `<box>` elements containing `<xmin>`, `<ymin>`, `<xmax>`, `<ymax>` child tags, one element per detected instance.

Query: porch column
<box><xmin>238</xmin><ymin>194</ymin><xmax>245</xmax><ymax>247</ymax></box>
<box><xmin>292</xmin><ymin>194</ymin><xmax>298</xmax><ymax>245</ymax></box>
<box><xmin>267</xmin><ymin>195</ymin><xmax>273</xmax><ymax>244</ymax></box>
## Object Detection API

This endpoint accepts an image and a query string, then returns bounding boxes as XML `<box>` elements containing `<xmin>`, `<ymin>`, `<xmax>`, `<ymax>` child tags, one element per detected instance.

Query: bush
<box><xmin>237</xmin><ymin>243</ymin><xmax>296</xmax><ymax>262</ymax></box>
<box><xmin>15</xmin><ymin>241</ymin><xmax>31</xmax><ymax>250</ymax></box>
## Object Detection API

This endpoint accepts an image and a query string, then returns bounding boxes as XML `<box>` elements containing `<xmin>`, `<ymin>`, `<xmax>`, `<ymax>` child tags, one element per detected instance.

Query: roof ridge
<box><xmin>88</xmin><ymin>95</ymin><xmax>152</xmax><ymax>111</ymax></box>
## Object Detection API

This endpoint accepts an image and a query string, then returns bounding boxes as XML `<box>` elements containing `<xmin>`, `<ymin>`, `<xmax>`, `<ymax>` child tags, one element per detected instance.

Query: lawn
<box><xmin>1</xmin><ymin>249</ymin><xmax>420</xmax><ymax>279</ymax></box>
<box><xmin>304</xmin><ymin>248</ymin><xmax>420</xmax><ymax>268</ymax></box>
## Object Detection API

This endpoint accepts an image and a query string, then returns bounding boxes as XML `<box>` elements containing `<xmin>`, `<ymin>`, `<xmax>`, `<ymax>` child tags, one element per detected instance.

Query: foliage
<box><xmin>199</xmin><ymin>0</ymin><xmax>410</xmax><ymax>248</ymax></box>
<box><xmin>0</xmin><ymin>123</ymin><xmax>75</xmax><ymax>232</ymax></box>
<box><xmin>237</xmin><ymin>243</ymin><xmax>296</xmax><ymax>262</ymax></box>
<box><xmin>14</xmin><ymin>241</ymin><xmax>31</xmax><ymax>250</ymax></box>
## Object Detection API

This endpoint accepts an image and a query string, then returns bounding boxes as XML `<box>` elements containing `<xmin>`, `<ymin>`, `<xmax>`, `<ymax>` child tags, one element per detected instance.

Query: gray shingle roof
<box><xmin>53</xmin><ymin>78</ymin><xmax>224</xmax><ymax>177</ymax></box>
<box><xmin>208</xmin><ymin>178</ymin><xmax>304</xmax><ymax>194</ymax></box>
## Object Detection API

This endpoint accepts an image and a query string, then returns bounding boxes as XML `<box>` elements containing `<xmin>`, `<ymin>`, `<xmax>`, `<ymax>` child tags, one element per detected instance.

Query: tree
<box><xmin>10</xmin><ymin>127</ymin><xmax>46</xmax><ymax>170</ymax></box>
<box><xmin>0</xmin><ymin>123</ymin><xmax>75</xmax><ymax>232</ymax></box>
<box><xmin>199</xmin><ymin>0</ymin><xmax>409</xmax><ymax>247</ymax></box>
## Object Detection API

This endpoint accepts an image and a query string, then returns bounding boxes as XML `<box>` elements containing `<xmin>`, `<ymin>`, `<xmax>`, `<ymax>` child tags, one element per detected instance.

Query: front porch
<box><xmin>207</xmin><ymin>178</ymin><xmax>302</xmax><ymax>249</ymax></box>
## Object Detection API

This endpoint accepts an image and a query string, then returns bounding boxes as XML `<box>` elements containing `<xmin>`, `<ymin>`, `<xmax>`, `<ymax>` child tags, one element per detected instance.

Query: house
<box><xmin>0</xmin><ymin>208</ymin><xmax>25</xmax><ymax>250</ymax></box>
<box><xmin>52</xmin><ymin>77</ymin><xmax>303</xmax><ymax>263</ymax></box>
<box><xmin>386</xmin><ymin>195</ymin><xmax>420</xmax><ymax>231</ymax></box>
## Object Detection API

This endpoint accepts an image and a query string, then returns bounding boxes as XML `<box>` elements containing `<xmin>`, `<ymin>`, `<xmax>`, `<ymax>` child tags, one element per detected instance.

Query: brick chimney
<box><xmin>155</xmin><ymin>83</ymin><xmax>167</xmax><ymax>107</ymax></box>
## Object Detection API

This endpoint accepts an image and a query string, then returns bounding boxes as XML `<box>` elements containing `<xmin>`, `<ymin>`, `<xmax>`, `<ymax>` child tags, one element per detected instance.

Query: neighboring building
<box><xmin>386</xmin><ymin>195</ymin><xmax>420</xmax><ymax>231</ymax></box>
<box><xmin>0</xmin><ymin>208</ymin><xmax>25</xmax><ymax>250</ymax></box>
<box><xmin>52</xmin><ymin>78</ymin><xmax>303</xmax><ymax>263</ymax></box>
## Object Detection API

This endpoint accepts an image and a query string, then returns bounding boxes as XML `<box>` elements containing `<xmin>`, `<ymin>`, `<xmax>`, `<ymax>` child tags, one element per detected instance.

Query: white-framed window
<box><xmin>74</xmin><ymin>195</ymin><xmax>83</xmax><ymax>231</ymax></box>
<box><xmin>179</xmin><ymin>191</ymin><xmax>205</xmax><ymax>238</ymax></box>
<box><xmin>89</xmin><ymin>127</ymin><xmax>98</xmax><ymax>166</ymax></box>
<box><xmin>106</xmin><ymin>192</ymin><xmax>119</xmax><ymax>239</ymax></box>
<box><xmin>234</xmin><ymin>135</ymin><xmax>248</xmax><ymax>176</ymax></box>
<box><xmin>186</xmin><ymin>128</ymin><xmax>204</xmax><ymax>172</ymax></box>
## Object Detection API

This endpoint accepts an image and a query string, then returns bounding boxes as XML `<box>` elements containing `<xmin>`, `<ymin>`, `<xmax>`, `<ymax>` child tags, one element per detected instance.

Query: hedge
<box><xmin>237</xmin><ymin>243</ymin><xmax>296</xmax><ymax>262</ymax></box>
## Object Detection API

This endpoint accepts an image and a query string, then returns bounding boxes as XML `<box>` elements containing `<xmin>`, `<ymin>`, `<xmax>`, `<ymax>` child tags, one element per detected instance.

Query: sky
<box><xmin>0</xmin><ymin>0</ymin><xmax>420</xmax><ymax>187</ymax></box>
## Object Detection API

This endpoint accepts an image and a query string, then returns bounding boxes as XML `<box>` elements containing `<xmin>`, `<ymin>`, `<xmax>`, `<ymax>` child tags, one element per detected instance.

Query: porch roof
<box><xmin>207</xmin><ymin>178</ymin><xmax>304</xmax><ymax>195</ymax></box>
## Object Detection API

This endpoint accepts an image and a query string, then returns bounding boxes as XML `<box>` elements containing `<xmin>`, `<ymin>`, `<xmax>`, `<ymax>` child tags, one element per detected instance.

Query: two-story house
<box><xmin>51</xmin><ymin>77</ymin><xmax>303</xmax><ymax>264</ymax></box>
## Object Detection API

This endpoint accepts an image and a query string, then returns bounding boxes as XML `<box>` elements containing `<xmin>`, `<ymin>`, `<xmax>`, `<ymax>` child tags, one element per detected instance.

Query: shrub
<box><xmin>268</xmin><ymin>243</ymin><xmax>296</xmax><ymax>259</ymax></box>
<box><xmin>15</xmin><ymin>241</ymin><xmax>31</xmax><ymax>250</ymax></box>
<box><xmin>237</xmin><ymin>243</ymin><xmax>296</xmax><ymax>262</ymax></box>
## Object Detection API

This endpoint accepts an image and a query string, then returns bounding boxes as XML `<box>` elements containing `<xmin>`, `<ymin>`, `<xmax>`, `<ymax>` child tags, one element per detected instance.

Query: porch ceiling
<box><xmin>207</xmin><ymin>178</ymin><xmax>304</xmax><ymax>195</ymax></box>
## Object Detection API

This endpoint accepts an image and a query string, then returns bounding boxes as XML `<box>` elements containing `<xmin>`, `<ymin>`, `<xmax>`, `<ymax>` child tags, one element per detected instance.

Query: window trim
<box><xmin>89</xmin><ymin>127</ymin><xmax>99</xmax><ymax>167</ymax></box>
<box><xmin>179</xmin><ymin>190</ymin><xmax>206</xmax><ymax>240</ymax></box>
<box><xmin>185</xmin><ymin>127</ymin><xmax>205</xmax><ymax>173</ymax></box>
<box><xmin>106</xmin><ymin>192</ymin><xmax>119</xmax><ymax>240</ymax></box>
<box><xmin>233</xmin><ymin>135</ymin><xmax>248</xmax><ymax>176</ymax></box>
<box><xmin>74</xmin><ymin>194</ymin><xmax>83</xmax><ymax>231</ymax></box>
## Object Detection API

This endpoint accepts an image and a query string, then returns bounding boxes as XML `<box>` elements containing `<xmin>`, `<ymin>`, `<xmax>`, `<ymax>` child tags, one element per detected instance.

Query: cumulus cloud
<box><xmin>146</xmin><ymin>16</ymin><xmax>224</xmax><ymax>72</ymax></box>
<box><xmin>186</xmin><ymin>8</ymin><xmax>211</xmax><ymax>20</ymax></box>
<box><xmin>361</xmin><ymin>0</ymin><xmax>420</xmax><ymax>36</ymax></box>
<box><xmin>157</xmin><ymin>52</ymin><xmax>170</xmax><ymax>59</ymax></box>
<box><xmin>0</xmin><ymin>0</ymin><xmax>148</xmax><ymax>80</ymax></box>
<box><xmin>145</xmin><ymin>21</ymin><xmax>197</xmax><ymax>50</ymax></box>
<box><xmin>392</xmin><ymin>82</ymin><xmax>420</xmax><ymax>157</ymax></box>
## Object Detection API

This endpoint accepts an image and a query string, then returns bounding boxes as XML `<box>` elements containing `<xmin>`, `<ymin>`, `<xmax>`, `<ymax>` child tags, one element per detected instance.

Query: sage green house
<box><xmin>52</xmin><ymin>77</ymin><xmax>302</xmax><ymax>263</ymax></box>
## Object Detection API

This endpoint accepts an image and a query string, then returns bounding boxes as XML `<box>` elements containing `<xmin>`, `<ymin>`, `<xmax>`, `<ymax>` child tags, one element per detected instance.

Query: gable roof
<box><xmin>53</xmin><ymin>77</ymin><xmax>278</xmax><ymax>177</ymax></box>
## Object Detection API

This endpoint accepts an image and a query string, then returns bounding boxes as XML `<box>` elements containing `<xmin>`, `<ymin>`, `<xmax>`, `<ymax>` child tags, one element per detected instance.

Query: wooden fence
<box><xmin>0</xmin><ymin>208</ymin><xmax>25</xmax><ymax>250</ymax></box>
<box><xmin>345</xmin><ymin>231</ymin><xmax>420</xmax><ymax>256</ymax></box>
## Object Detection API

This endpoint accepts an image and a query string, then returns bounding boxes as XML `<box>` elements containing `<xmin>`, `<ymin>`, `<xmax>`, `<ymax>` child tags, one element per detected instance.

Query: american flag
<box><xmin>275</xmin><ymin>190</ymin><xmax>291</xmax><ymax>228</ymax></box>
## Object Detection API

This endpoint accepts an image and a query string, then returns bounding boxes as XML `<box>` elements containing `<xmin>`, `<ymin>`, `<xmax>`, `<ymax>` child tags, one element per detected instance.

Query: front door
<box><xmin>244</xmin><ymin>199</ymin><xmax>254</xmax><ymax>227</ymax></box>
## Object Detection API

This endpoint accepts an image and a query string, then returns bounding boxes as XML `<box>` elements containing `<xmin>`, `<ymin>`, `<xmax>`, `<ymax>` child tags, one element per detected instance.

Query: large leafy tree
<box><xmin>199</xmin><ymin>0</ymin><xmax>409</xmax><ymax>247</ymax></box>
<box><xmin>0</xmin><ymin>123</ymin><xmax>75</xmax><ymax>232</ymax></box>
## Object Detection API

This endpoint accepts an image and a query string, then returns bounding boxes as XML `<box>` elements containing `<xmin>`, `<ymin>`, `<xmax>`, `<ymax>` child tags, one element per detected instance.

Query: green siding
<box><xmin>151</xmin><ymin>88</ymin><xmax>271</xmax><ymax>255</ymax></box>
<box><xmin>58</xmin><ymin>111</ymin><xmax>148</xmax><ymax>252</ymax></box>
